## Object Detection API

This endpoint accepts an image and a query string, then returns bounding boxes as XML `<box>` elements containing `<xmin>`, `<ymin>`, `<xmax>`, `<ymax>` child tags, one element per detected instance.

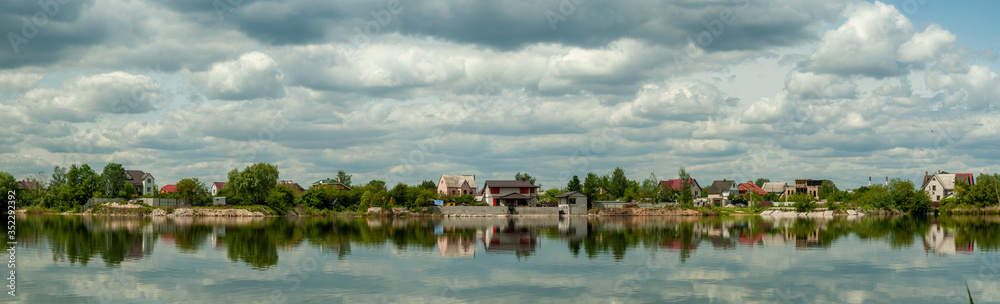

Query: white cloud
<box><xmin>7</xmin><ymin>72</ymin><xmax>164</xmax><ymax>123</ymax></box>
<box><xmin>898</xmin><ymin>24</ymin><xmax>957</xmax><ymax>63</ymax></box>
<box><xmin>803</xmin><ymin>1</ymin><xmax>912</xmax><ymax>77</ymax></box>
<box><xmin>193</xmin><ymin>52</ymin><xmax>285</xmax><ymax>100</ymax></box>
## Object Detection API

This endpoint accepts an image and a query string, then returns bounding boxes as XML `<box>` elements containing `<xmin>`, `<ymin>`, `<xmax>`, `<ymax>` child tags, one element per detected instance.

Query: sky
<box><xmin>1</xmin><ymin>0</ymin><xmax>998</xmax><ymax>190</ymax></box>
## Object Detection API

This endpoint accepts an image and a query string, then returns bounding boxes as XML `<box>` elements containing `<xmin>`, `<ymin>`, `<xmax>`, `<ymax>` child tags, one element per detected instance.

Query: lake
<box><xmin>6</xmin><ymin>214</ymin><xmax>1000</xmax><ymax>303</ymax></box>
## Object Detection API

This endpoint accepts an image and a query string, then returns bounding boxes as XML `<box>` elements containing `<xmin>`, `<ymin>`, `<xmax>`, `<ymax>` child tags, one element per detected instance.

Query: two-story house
<box><xmin>480</xmin><ymin>180</ymin><xmax>539</xmax><ymax>207</ymax></box>
<box><xmin>437</xmin><ymin>175</ymin><xmax>477</xmax><ymax>195</ymax></box>
<box><xmin>706</xmin><ymin>180</ymin><xmax>738</xmax><ymax>206</ymax></box>
<box><xmin>921</xmin><ymin>171</ymin><xmax>975</xmax><ymax>203</ymax></box>
<box><xmin>659</xmin><ymin>179</ymin><xmax>702</xmax><ymax>199</ymax></box>
<box><xmin>125</xmin><ymin>170</ymin><xmax>155</xmax><ymax>196</ymax></box>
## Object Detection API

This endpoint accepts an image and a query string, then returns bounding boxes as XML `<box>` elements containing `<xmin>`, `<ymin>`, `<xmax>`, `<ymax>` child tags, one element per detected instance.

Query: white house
<box><xmin>437</xmin><ymin>175</ymin><xmax>477</xmax><ymax>195</ymax></box>
<box><xmin>211</xmin><ymin>182</ymin><xmax>226</xmax><ymax>196</ymax></box>
<box><xmin>921</xmin><ymin>171</ymin><xmax>975</xmax><ymax>203</ymax></box>
<box><xmin>125</xmin><ymin>170</ymin><xmax>155</xmax><ymax>196</ymax></box>
<box><xmin>480</xmin><ymin>180</ymin><xmax>539</xmax><ymax>207</ymax></box>
<box><xmin>706</xmin><ymin>180</ymin><xmax>738</xmax><ymax>206</ymax></box>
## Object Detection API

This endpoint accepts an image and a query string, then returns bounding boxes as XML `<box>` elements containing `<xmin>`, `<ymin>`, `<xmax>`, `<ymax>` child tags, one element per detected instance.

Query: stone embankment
<box><xmin>160</xmin><ymin>208</ymin><xmax>265</xmax><ymax>217</ymax></box>
<box><xmin>85</xmin><ymin>202</ymin><xmax>266</xmax><ymax>217</ymax></box>
<box><xmin>759</xmin><ymin>209</ymin><xmax>866</xmax><ymax>217</ymax></box>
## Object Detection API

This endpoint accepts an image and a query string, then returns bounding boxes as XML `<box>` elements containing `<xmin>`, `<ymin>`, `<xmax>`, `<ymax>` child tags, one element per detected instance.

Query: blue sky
<box><xmin>1</xmin><ymin>0</ymin><xmax>998</xmax><ymax>190</ymax></box>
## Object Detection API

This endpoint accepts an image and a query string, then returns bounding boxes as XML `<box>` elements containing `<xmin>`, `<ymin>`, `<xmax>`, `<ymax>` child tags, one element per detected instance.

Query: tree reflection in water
<box><xmin>8</xmin><ymin>214</ymin><xmax>1000</xmax><ymax>269</ymax></box>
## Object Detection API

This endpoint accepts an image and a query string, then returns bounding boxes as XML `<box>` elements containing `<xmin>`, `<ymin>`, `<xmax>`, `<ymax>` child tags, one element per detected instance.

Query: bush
<box><xmin>265</xmin><ymin>186</ymin><xmax>295</xmax><ymax>214</ymax></box>
<box><xmin>790</xmin><ymin>194</ymin><xmax>816</xmax><ymax>213</ymax></box>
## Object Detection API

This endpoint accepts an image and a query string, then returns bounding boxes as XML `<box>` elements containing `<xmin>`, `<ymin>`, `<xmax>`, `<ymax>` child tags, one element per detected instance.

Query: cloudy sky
<box><xmin>1</xmin><ymin>0</ymin><xmax>998</xmax><ymax>189</ymax></box>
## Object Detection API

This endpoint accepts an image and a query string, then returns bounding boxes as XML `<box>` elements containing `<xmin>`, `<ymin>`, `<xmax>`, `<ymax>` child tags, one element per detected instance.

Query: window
<box><xmin>490</xmin><ymin>188</ymin><xmax>500</xmax><ymax>194</ymax></box>
<box><xmin>932</xmin><ymin>185</ymin><xmax>936</xmax><ymax>191</ymax></box>
<box><xmin>520</xmin><ymin>188</ymin><xmax>528</xmax><ymax>194</ymax></box>
<box><xmin>530</xmin><ymin>188</ymin><xmax>536</xmax><ymax>194</ymax></box>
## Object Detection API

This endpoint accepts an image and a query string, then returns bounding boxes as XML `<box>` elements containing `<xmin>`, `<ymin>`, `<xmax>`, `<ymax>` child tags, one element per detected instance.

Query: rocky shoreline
<box><xmin>760</xmin><ymin>209</ymin><xmax>867</xmax><ymax>217</ymax></box>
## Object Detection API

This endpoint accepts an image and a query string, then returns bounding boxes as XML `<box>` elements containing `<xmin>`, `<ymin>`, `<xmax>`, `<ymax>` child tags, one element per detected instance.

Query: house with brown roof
<box><xmin>125</xmin><ymin>170</ymin><xmax>155</xmax><ymax>196</ymax></box>
<box><xmin>480</xmin><ymin>180</ymin><xmax>539</xmax><ymax>207</ymax></box>
<box><xmin>921</xmin><ymin>171</ymin><xmax>975</xmax><ymax>203</ymax></box>
<box><xmin>437</xmin><ymin>175</ymin><xmax>477</xmax><ymax>195</ymax></box>
<box><xmin>738</xmin><ymin>182</ymin><xmax>767</xmax><ymax>196</ymax></box>
<box><xmin>211</xmin><ymin>182</ymin><xmax>226</xmax><ymax>196</ymax></box>
<box><xmin>706</xmin><ymin>180</ymin><xmax>737</xmax><ymax>206</ymax></box>
<box><xmin>659</xmin><ymin>179</ymin><xmax>702</xmax><ymax>198</ymax></box>
<box><xmin>278</xmin><ymin>180</ymin><xmax>306</xmax><ymax>196</ymax></box>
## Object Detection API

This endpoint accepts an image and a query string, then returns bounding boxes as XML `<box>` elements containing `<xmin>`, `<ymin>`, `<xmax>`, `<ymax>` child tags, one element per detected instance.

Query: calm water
<box><xmin>5</xmin><ymin>214</ymin><xmax>1000</xmax><ymax>303</ymax></box>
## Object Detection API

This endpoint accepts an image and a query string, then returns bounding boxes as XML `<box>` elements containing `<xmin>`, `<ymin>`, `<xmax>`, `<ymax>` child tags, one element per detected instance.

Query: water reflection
<box><xmin>9</xmin><ymin>214</ymin><xmax>1000</xmax><ymax>270</ymax></box>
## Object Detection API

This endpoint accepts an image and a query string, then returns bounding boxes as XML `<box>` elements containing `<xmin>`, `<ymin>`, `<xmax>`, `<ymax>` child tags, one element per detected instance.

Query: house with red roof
<box><xmin>211</xmin><ymin>182</ymin><xmax>226</xmax><ymax>196</ymax></box>
<box><xmin>659</xmin><ymin>179</ymin><xmax>702</xmax><ymax>198</ymax></box>
<box><xmin>738</xmin><ymin>182</ymin><xmax>767</xmax><ymax>196</ymax></box>
<box><xmin>921</xmin><ymin>171</ymin><xmax>975</xmax><ymax>203</ymax></box>
<box><xmin>160</xmin><ymin>184</ymin><xmax>177</xmax><ymax>193</ymax></box>
<box><xmin>480</xmin><ymin>180</ymin><xmax>539</xmax><ymax>207</ymax></box>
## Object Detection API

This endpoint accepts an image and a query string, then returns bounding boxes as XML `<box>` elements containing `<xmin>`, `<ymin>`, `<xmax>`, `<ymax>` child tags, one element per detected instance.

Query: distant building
<box><xmin>659</xmin><ymin>179</ymin><xmax>702</xmax><ymax>198</ymax></box>
<box><xmin>555</xmin><ymin>191</ymin><xmax>588</xmax><ymax>214</ymax></box>
<box><xmin>125</xmin><ymin>170</ymin><xmax>155</xmax><ymax>196</ymax></box>
<box><xmin>762</xmin><ymin>182</ymin><xmax>788</xmax><ymax>198</ymax></box>
<box><xmin>312</xmin><ymin>178</ymin><xmax>351</xmax><ymax>190</ymax></box>
<box><xmin>480</xmin><ymin>180</ymin><xmax>539</xmax><ymax>207</ymax></box>
<box><xmin>784</xmin><ymin>179</ymin><xmax>830</xmax><ymax>200</ymax></box>
<box><xmin>16</xmin><ymin>180</ymin><xmax>43</xmax><ymax>191</ymax></box>
<box><xmin>278</xmin><ymin>180</ymin><xmax>306</xmax><ymax>196</ymax></box>
<box><xmin>437</xmin><ymin>175</ymin><xmax>477</xmax><ymax>195</ymax></box>
<box><xmin>737</xmin><ymin>182</ymin><xmax>767</xmax><ymax>196</ymax></box>
<box><xmin>211</xmin><ymin>182</ymin><xmax>226</xmax><ymax>196</ymax></box>
<box><xmin>921</xmin><ymin>171</ymin><xmax>975</xmax><ymax>203</ymax></box>
<box><xmin>160</xmin><ymin>184</ymin><xmax>176</xmax><ymax>193</ymax></box>
<box><xmin>706</xmin><ymin>180</ymin><xmax>738</xmax><ymax>206</ymax></box>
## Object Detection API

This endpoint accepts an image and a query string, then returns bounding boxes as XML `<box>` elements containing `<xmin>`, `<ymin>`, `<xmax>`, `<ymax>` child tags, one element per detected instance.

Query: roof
<box><xmin>440</xmin><ymin>175</ymin><xmax>476</xmax><ymax>188</ymax></box>
<box><xmin>762</xmin><ymin>182</ymin><xmax>787</xmax><ymax>193</ymax></box>
<box><xmin>659</xmin><ymin>179</ymin><xmax>699</xmax><ymax>190</ymax></box>
<box><xmin>161</xmin><ymin>185</ymin><xmax>176</xmax><ymax>193</ymax></box>
<box><xmin>707</xmin><ymin>180</ymin><xmax>736</xmax><ymax>195</ymax></box>
<box><xmin>483</xmin><ymin>180</ymin><xmax>538</xmax><ymax>189</ymax></box>
<box><xmin>312</xmin><ymin>178</ymin><xmax>351</xmax><ymax>190</ymax></box>
<box><xmin>738</xmin><ymin>183</ymin><xmax>767</xmax><ymax>195</ymax></box>
<box><xmin>278</xmin><ymin>181</ymin><xmax>304</xmax><ymax>191</ymax></box>
<box><xmin>499</xmin><ymin>193</ymin><xmax>531</xmax><ymax>200</ymax></box>
<box><xmin>125</xmin><ymin>170</ymin><xmax>146</xmax><ymax>186</ymax></box>
<box><xmin>17</xmin><ymin>180</ymin><xmax>42</xmax><ymax>190</ymax></box>
<box><xmin>554</xmin><ymin>191</ymin><xmax>585</xmax><ymax>198</ymax></box>
<box><xmin>212</xmin><ymin>182</ymin><xmax>226</xmax><ymax>189</ymax></box>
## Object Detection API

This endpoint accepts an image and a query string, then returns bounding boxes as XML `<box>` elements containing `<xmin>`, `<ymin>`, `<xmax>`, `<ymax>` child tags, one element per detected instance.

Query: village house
<box><xmin>659</xmin><ymin>178</ymin><xmax>702</xmax><ymax>198</ymax></box>
<box><xmin>279</xmin><ymin>180</ymin><xmax>306</xmax><ymax>196</ymax></box>
<box><xmin>480</xmin><ymin>180</ymin><xmax>539</xmax><ymax>207</ymax></box>
<box><xmin>784</xmin><ymin>179</ymin><xmax>829</xmax><ymax>200</ymax></box>
<box><xmin>437</xmin><ymin>175</ymin><xmax>477</xmax><ymax>195</ymax></box>
<box><xmin>211</xmin><ymin>182</ymin><xmax>226</xmax><ymax>196</ymax></box>
<box><xmin>312</xmin><ymin>178</ymin><xmax>351</xmax><ymax>190</ymax></box>
<box><xmin>555</xmin><ymin>191</ymin><xmax>588</xmax><ymax>214</ymax></box>
<box><xmin>706</xmin><ymin>180</ymin><xmax>738</xmax><ymax>206</ymax></box>
<box><xmin>921</xmin><ymin>171</ymin><xmax>975</xmax><ymax>203</ymax></box>
<box><xmin>762</xmin><ymin>182</ymin><xmax>788</xmax><ymax>198</ymax></box>
<box><xmin>125</xmin><ymin>170</ymin><xmax>155</xmax><ymax>196</ymax></box>
<box><xmin>738</xmin><ymin>182</ymin><xmax>767</xmax><ymax>196</ymax></box>
<box><xmin>160</xmin><ymin>184</ymin><xmax>176</xmax><ymax>194</ymax></box>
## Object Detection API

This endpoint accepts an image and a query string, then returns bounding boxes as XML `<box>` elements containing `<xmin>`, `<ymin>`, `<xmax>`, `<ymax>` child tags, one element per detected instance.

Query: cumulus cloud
<box><xmin>802</xmin><ymin>1</ymin><xmax>912</xmax><ymax>77</ymax></box>
<box><xmin>898</xmin><ymin>24</ymin><xmax>957</xmax><ymax>63</ymax></box>
<box><xmin>6</xmin><ymin>72</ymin><xmax>164</xmax><ymax>123</ymax></box>
<box><xmin>192</xmin><ymin>52</ymin><xmax>285</xmax><ymax>100</ymax></box>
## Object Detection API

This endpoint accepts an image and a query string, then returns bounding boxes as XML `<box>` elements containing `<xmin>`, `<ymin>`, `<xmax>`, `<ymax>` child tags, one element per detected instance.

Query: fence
<box><xmin>139</xmin><ymin>198</ymin><xmax>192</xmax><ymax>208</ymax></box>
<box><xmin>592</xmin><ymin>201</ymin><xmax>661</xmax><ymax>209</ymax></box>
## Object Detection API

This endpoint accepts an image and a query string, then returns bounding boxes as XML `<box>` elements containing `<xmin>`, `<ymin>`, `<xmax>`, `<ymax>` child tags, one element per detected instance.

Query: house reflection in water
<box><xmin>922</xmin><ymin>223</ymin><xmax>973</xmax><ymax>256</ymax></box>
<box><xmin>437</xmin><ymin>235</ymin><xmax>476</xmax><ymax>258</ymax></box>
<box><xmin>482</xmin><ymin>226</ymin><xmax>537</xmax><ymax>256</ymax></box>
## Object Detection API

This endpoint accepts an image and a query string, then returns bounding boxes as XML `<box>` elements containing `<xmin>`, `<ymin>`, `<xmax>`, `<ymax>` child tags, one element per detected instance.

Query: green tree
<box><xmin>0</xmin><ymin>171</ymin><xmax>17</xmax><ymax>195</ymax></box>
<box><xmin>50</xmin><ymin>166</ymin><xmax>67</xmax><ymax>189</ymax></box>
<box><xmin>337</xmin><ymin>170</ymin><xmax>353</xmax><ymax>187</ymax></box>
<box><xmin>609</xmin><ymin>167</ymin><xmax>628</xmax><ymax>198</ymax></box>
<box><xmin>640</xmin><ymin>172</ymin><xmax>665</xmax><ymax>203</ymax></box>
<box><xmin>366</xmin><ymin>180</ymin><xmax>387</xmax><ymax>192</ymax></box>
<box><xmin>515</xmin><ymin>172</ymin><xmax>536</xmax><ymax>185</ymax></box>
<box><xmin>265</xmin><ymin>185</ymin><xmax>295</xmax><ymax>213</ymax></box>
<box><xmin>419</xmin><ymin>180</ymin><xmax>436</xmax><ymax>190</ymax></box>
<box><xmin>678</xmin><ymin>167</ymin><xmax>694</xmax><ymax>208</ymax></box>
<box><xmin>176</xmin><ymin>178</ymin><xmax>210</xmax><ymax>206</ymax></box>
<box><xmin>818</xmin><ymin>181</ymin><xmax>839</xmax><ymax>201</ymax></box>
<box><xmin>567</xmin><ymin>175</ymin><xmax>581</xmax><ymax>192</ymax></box>
<box><xmin>100</xmin><ymin>163</ymin><xmax>127</xmax><ymax>198</ymax></box>
<box><xmin>227</xmin><ymin>163</ymin><xmax>280</xmax><ymax>205</ymax></box>
<box><xmin>754</xmin><ymin>178</ymin><xmax>770</xmax><ymax>188</ymax></box>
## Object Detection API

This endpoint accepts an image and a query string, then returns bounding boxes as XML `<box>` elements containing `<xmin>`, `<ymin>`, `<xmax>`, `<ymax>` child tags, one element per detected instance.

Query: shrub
<box><xmin>790</xmin><ymin>194</ymin><xmax>816</xmax><ymax>213</ymax></box>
